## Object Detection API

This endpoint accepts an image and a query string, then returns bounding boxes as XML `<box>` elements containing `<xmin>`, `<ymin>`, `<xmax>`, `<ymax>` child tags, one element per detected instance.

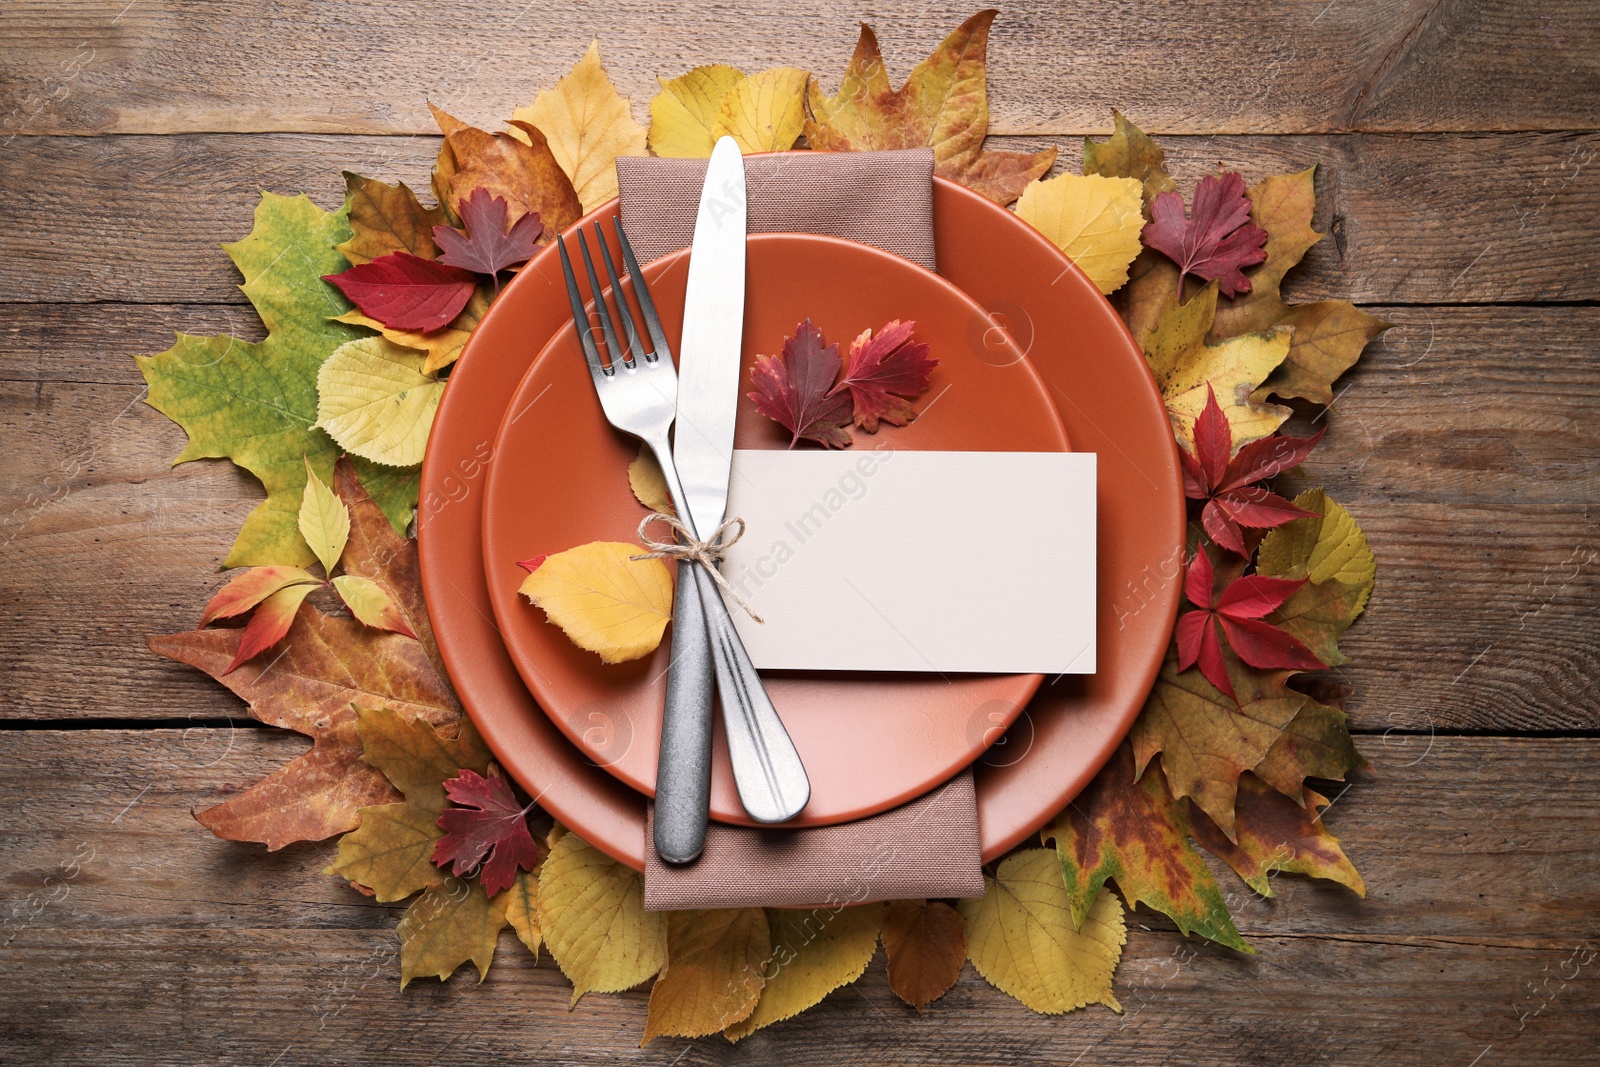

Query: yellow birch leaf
<box><xmin>397</xmin><ymin>877</ymin><xmax>510</xmax><ymax>988</ymax></box>
<box><xmin>518</xmin><ymin>542</ymin><xmax>673</xmax><ymax>664</ymax></box>
<box><xmin>333</xmin><ymin>286</ymin><xmax>488</xmax><ymax>377</ymax></box>
<box><xmin>513</xmin><ymin>40</ymin><xmax>648</xmax><ymax>213</ymax></box>
<box><xmin>649</xmin><ymin>64</ymin><xmax>747</xmax><ymax>157</ymax></box>
<box><xmin>725</xmin><ymin>904</ymin><xmax>885</xmax><ymax>1042</ymax></box>
<box><xmin>643</xmin><ymin>909</ymin><xmax>769</xmax><ymax>1044</ymax></box>
<box><xmin>1015</xmin><ymin>173</ymin><xmax>1146</xmax><ymax>295</ymax></box>
<box><xmin>627</xmin><ymin>444</ymin><xmax>673</xmax><ymax>513</ymax></box>
<box><xmin>538</xmin><ymin>831</ymin><xmax>666</xmax><ymax>1003</ymax></box>
<box><xmin>711</xmin><ymin>66</ymin><xmax>808</xmax><ymax>154</ymax></box>
<box><xmin>298</xmin><ymin>456</ymin><xmax>349</xmax><ymax>575</ymax></box>
<box><xmin>1258</xmin><ymin>488</ymin><xmax>1376</xmax><ymax>597</ymax></box>
<box><xmin>503</xmin><ymin>869</ymin><xmax>541</xmax><ymax>957</ymax></box>
<box><xmin>316</xmin><ymin>337</ymin><xmax>445</xmax><ymax>468</ymax></box>
<box><xmin>958</xmin><ymin>850</ymin><xmax>1124</xmax><ymax>1014</ymax></box>
<box><xmin>882</xmin><ymin>899</ymin><xmax>966</xmax><ymax>1011</ymax></box>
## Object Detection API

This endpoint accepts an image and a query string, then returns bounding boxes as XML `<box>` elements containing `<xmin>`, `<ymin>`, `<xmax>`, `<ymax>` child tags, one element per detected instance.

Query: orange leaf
<box><xmin>429</xmin><ymin>104</ymin><xmax>582</xmax><ymax>238</ymax></box>
<box><xmin>198</xmin><ymin>565</ymin><xmax>320</xmax><ymax>627</ymax></box>
<box><xmin>223</xmin><ymin>582</ymin><xmax>318</xmax><ymax>674</ymax></box>
<box><xmin>1190</xmin><ymin>774</ymin><xmax>1366</xmax><ymax>898</ymax></box>
<box><xmin>804</xmin><ymin>11</ymin><xmax>1055</xmax><ymax>205</ymax></box>
<box><xmin>881</xmin><ymin>900</ymin><xmax>965</xmax><ymax>1010</ymax></box>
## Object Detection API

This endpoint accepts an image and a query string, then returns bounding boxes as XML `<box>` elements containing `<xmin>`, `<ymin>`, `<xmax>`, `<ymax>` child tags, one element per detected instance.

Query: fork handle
<box><xmin>654</xmin><ymin>561</ymin><xmax>715</xmax><ymax>864</ymax></box>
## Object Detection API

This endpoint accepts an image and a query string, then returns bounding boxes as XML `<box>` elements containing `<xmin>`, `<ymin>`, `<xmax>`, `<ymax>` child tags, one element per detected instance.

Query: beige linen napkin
<box><xmin>615</xmin><ymin>149</ymin><xmax>986</xmax><ymax>910</ymax></box>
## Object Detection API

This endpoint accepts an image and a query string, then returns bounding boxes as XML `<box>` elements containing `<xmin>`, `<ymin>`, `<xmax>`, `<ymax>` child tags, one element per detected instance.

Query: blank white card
<box><xmin>717</xmin><ymin>449</ymin><xmax>1096</xmax><ymax>673</ymax></box>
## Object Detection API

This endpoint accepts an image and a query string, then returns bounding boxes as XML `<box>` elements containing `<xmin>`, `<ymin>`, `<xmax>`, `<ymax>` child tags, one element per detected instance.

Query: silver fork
<box><xmin>557</xmin><ymin>220</ymin><xmax>811</xmax><ymax>833</ymax></box>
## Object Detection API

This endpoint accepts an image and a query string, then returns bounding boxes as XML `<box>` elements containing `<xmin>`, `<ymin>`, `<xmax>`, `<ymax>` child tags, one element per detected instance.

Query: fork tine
<box><xmin>593</xmin><ymin>222</ymin><xmax>644</xmax><ymax>367</ymax></box>
<box><xmin>576</xmin><ymin>229</ymin><xmax>626</xmax><ymax>372</ymax></box>
<box><xmin>613</xmin><ymin>218</ymin><xmax>671</xmax><ymax>363</ymax></box>
<box><xmin>557</xmin><ymin>234</ymin><xmax>609</xmax><ymax>380</ymax></box>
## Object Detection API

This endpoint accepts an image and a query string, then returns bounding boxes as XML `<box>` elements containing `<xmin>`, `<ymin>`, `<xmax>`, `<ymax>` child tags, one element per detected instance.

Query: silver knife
<box><xmin>654</xmin><ymin>137</ymin><xmax>809</xmax><ymax>862</ymax></box>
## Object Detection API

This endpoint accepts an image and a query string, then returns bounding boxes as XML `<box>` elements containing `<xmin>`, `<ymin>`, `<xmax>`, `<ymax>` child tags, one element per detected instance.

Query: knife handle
<box><xmin>654</xmin><ymin>562</ymin><xmax>715</xmax><ymax>864</ymax></box>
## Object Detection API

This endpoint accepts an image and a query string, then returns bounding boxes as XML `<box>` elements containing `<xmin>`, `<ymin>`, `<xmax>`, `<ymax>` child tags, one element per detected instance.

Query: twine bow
<box><xmin>631</xmin><ymin>512</ymin><xmax>764</xmax><ymax>623</ymax></box>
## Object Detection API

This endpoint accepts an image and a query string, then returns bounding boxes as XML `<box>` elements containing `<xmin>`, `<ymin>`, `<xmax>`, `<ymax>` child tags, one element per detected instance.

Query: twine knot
<box><xmin>631</xmin><ymin>512</ymin><xmax>764</xmax><ymax>623</ymax></box>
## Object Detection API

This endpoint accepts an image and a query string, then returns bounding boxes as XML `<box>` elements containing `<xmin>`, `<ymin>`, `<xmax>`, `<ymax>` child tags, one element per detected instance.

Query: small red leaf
<box><xmin>1190</xmin><ymin>384</ymin><xmax>1232</xmax><ymax>490</ymax></box>
<box><xmin>1194</xmin><ymin>615</ymin><xmax>1235</xmax><ymax>701</ymax></box>
<box><xmin>1219</xmin><ymin>427</ymin><xmax>1326</xmax><ymax>493</ymax></box>
<box><xmin>1215</xmin><ymin>574</ymin><xmax>1306</xmax><ymax>620</ymax></box>
<box><xmin>324</xmin><ymin>251</ymin><xmax>478</xmax><ymax>331</ymax></box>
<box><xmin>1201</xmin><ymin>499</ymin><xmax>1249</xmax><ymax>556</ymax></box>
<box><xmin>1176</xmin><ymin>550</ymin><xmax>1323</xmax><ymax>700</ymax></box>
<box><xmin>223</xmin><ymin>582</ymin><xmax>318</xmax><ymax>675</ymax></box>
<box><xmin>747</xmin><ymin>319</ymin><xmax>854</xmax><ymax>448</ymax></box>
<box><xmin>1183</xmin><ymin>546</ymin><xmax>1215</xmax><ymax>609</ymax></box>
<box><xmin>432</xmin><ymin>765</ymin><xmax>540</xmax><ymax>898</ymax></box>
<box><xmin>1215</xmin><ymin>486</ymin><xmax>1318</xmax><ymax>530</ymax></box>
<box><xmin>200</xmin><ymin>566</ymin><xmax>321</xmax><ymax>627</ymax></box>
<box><xmin>1218</xmin><ymin>616</ymin><xmax>1324</xmax><ymax>672</ymax></box>
<box><xmin>1141</xmin><ymin>173</ymin><xmax>1268</xmax><ymax>296</ymax></box>
<box><xmin>433</xmin><ymin>187</ymin><xmax>543</xmax><ymax>276</ymax></box>
<box><xmin>516</xmin><ymin>555</ymin><xmax>548</xmax><ymax>573</ymax></box>
<box><xmin>830</xmin><ymin>319</ymin><xmax>938</xmax><ymax>432</ymax></box>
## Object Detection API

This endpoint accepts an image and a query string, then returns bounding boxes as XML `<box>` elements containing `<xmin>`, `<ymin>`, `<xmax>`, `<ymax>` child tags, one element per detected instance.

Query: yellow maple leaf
<box><xmin>397</xmin><ymin>877</ymin><xmax>510</xmax><ymax>988</ymax></box>
<box><xmin>648</xmin><ymin>64</ymin><xmax>747</xmax><ymax>157</ymax></box>
<box><xmin>711</xmin><ymin>66</ymin><xmax>808</xmax><ymax>153</ymax></box>
<box><xmin>298</xmin><ymin>457</ymin><xmax>349</xmax><ymax>574</ymax></box>
<box><xmin>725</xmin><ymin>904</ymin><xmax>884</xmax><ymax>1041</ymax></box>
<box><xmin>316</xmin><ymin>337</ymin><xmax>446</xmax><ymax>468</ymax></box>
<box><xmin>333</xmin><ymin>286</ymin><xmax>488</xmax><ymax>377</ymax></box>
<box><xmin>627</xmin><ymin>444</ymin><xmax>673</xmax><ymax>513</ymax></box>
<box><xmin>537</xmin><ymin>830</ymin><xmax>666</xmax><ymax>1003</ymax></box>
<box><xmin>1015</xmin><ymin>173</ymin><xmax>1146</xmax><ymax>295</ymax></box>
<box><xmin>643</xmin><ymin>909</ymin><xmax>769</xmax><ymax>1044</ymax></box>
<box><xmin>518</xmin><ymin>542</ymin><xmax>673</xmax><ymax>664</ymax></box>
<box><xmin>958</xmin><ymin>850</ymin><xmax>1124</xmax><ymax>1014</ymax></box>
<box><xmin>512</xmin><ymin>40</ymin><xmax>648</xmax><ymax>213</ymax></box>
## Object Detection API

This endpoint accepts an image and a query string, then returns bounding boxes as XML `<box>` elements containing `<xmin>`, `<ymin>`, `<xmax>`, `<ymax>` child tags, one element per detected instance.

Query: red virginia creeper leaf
<box><xmin>432</xmin><ymin>764</ymin><xmax>540</xmax><ymax>897</ymax></box>
<box><xmin>830</xmin><ymin>319</ymin><xmax>938</xmax><ymax>432</ymax></box>
<box><xmin>224</xmin><ymin>582</ymin><xmax>318</xmax><ymax>674</ymax></box>
<box><xmin>747</xmin><ymin>318</ymin><xmax>854</xmax><ymax>448</ymax></box>
<box><xmin>323</xmin><ymin>251</ymin><xmax>479</xmax><ymax>331</ymax></box>
<box><xmin>432</xmin><ymin>187</ymin><xmax>543</xmax><ymax>276</ymax></box>
<box><xmin>199</xmin><ymin>565</ymin><xmax>321</xmax><ymax>627</ymax></box>
<box><xmin>1177</xmin><ymin>550</ymin><xmax>1324</xmax><ymax>699</ymax></box>
<box><xmin>1184</xmin><ymin>385</ymin><xmax>1322</xmax><ymax>555</ymax></box>
<box><xmin>1142</xmin><ymin>173</ymin><xmax>1268</xmax><ymax>297</ymax></box>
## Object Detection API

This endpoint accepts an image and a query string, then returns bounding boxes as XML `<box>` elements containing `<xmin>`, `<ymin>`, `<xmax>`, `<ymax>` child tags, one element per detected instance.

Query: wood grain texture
<box><xmin>2</xmin><ymin>0</ymin><xmax>1598</xmax><ymax>137</ymax></box>
<box><xmin>1</xmin><ymin>731</ymin><xmax>1594</xmax><ymax>1064</ymax></box>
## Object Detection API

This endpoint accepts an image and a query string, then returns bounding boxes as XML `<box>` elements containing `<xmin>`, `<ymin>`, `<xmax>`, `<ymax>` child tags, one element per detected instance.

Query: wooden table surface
<box><xmin>3</xmin><ymin>2</ymin><xmax>1598</xmax><ymax>1063</ymax></box>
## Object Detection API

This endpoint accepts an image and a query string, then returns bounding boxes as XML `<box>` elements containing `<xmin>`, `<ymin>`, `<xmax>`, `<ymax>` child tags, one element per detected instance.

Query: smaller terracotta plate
<box><xmin>481</xmin><ymin>233</ymin><xmax>1069</xmax><ymax>827</ymax></box>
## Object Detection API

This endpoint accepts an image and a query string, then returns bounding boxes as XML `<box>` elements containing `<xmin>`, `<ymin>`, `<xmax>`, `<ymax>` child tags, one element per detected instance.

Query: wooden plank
<box><xmin>5</xmin><ymin>131</ymin><xmax>1597</xmax><ymax>307</ymax></box>
<box><xmin>0</xmin><ymin>731</ymin><xmax>1595</xmax><ymax>1063</ymax></box>
<box><xmin>2</xmin><ymin>1</ymin><xmax>1597</xmax><ymax>137</ymax></box>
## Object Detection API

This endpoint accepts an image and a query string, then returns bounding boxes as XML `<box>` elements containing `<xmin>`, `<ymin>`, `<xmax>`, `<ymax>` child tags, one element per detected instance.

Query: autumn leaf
<box><xmin>136</xmin><ymin>192</ymin><xmax>415</xmax><ymax>566</ymax></box>
<box><xmin>1190</xmin><ymin>774</ymin><xmax>1365</xmax><ymax>898</ymax></box>
<box><xmin>517</xmin><ymin>541</ymin><xmax>674</xmax><ymax>664</ymax></box>
<box><xmin>1142</xmin><ymin>172</ymin><xmax>1269</xmax><ymax>297</ymax></box>
<box><xmin>503</xmin><ymin>869</ymin><xmax>542</xmax><ymax>956</ymax></box>
<box><xmin>1253</xmin><ymin>679</ymin><xmax>1365</xmax><ymax>805</ymax></box>
<box><xmin>958</xmin><ymin>851</ymin><xmax>1124</xmax><ymax>1014</ymax></box>
<box><xmin>831</xmin><ymin>319</ymin><xmax>937</xmax><ymax>432</ymax></box>
<box><xmin>430</xmin><ymin>104</ymin><xmax>582</xmax><ymax>236</ymax></box>
<box><xmin>221</xmin><ymin>581</ymin><xmax>319</xmax><ymax>675</ymax></box>
<box><xmin>1182</xmin><ymin>385</ymin><xmax>1323</xmax><ymax>556</ymax></box>
<box><xmin>397</xmin><ymin>877</ymin><xmax>510</xmax><ymax>988</ymax></box>
<box><xmin>725</xmin><ymin>904</ymin><xmax>885</xmax><ymax>1041</ymax></box>
<box><xmin>1268</xmin><ymin>300</ymin><xmax>1392</xmax><ymax>404</ymax></box>
<box><xmin>748</xmin><ymin>318</ymin><xmax>854</xmax><ymax>448</ymax></box>
<box><xmin>804</xmin><ymin>11</ymin><xmax>1056</xmax><ymax>205</ymax></box>
<box><xmin>432</xmin><ymin>188</ymin><xmax>543</xmax><ymax>278</ymax></box>
<box><xmin>644</xmin><ymin>909</ymin><xmax>769</xmax><ymax>1043</ymax></box>
<box><xmin>538</xmin><ymin>830</ymin><xmax>666</xmax><ymax>1003</ymax></box>
<box><xmin>1083</xmin><ymin>110</ymin><xmax>1176</xmax><ymax>208</ymax></box>
<box><xmin>1042</xmin><ymin>744</ymin><xmax>1251</xmax><ymax>952</ymax></box>
<box><xmin>332</xmin><ymin>457</ymin><xmax>434</xmax><ymax>663</ymax></box>
<box><xmin>337</xmin><ymin>171</ymin><xmax>448</xmax><ymax>266</ymax></box>
<box><xmin>334</xmin><ymin>286</ymin><xmax>489</xmax><ymax>377</ymax></box>
<box><xmin>329</xmin><ymin>575</ymin><xmax>415</xmax><ymax>638</ymax></box>
<box><xmin>298</xmin><ymin>457</ymin><xmax>350</xmax><ymax>574</ymax></box>
<box><xmin>627</xmin><ymin>444</ymin><xmax>673</xmax><ymax>514</ymax></box>
<box><xmin>322</xmin><ymin>251</ymin><xmax>478</xmax><ymax>332</ymax></box>
<box><xmin>197</xmin><ymin>565</ymin><xmax>320</xmax><ymax>627</ymax></box>
<box><xmin>649</xmin><ymin>64</ymin><xmax>747</xmax><ymax>157</ymax></box>
<box><xmin>316</xmin><ymin>337</ymin><xmax>445</xmax><ymax>468</ymax></box>
<box><xmin>513</xmin><ymin>40</ymin><xmax>647</xmax><ymax>212</ymax></box>
<box><xmin>1140</xmin><ymin>281</ymin><xmax>1292</xmax><ymax>449</ymax></box>
<box><xmin>713</xmin><ymin>66</ymin><xmax>809</xmax><ymax>153</ymax></box>
<box><xmin>1015</xmin><ymin>173</ymin><xmax>1146</xmax><ymax>294</ymax></box>
<box><xmin>881</xmin><ymin>900</ymin><xmax>966</xmax><ymax>1011</ymax></box>
<box><xmin>1257</xmin><ymin>488</ymin><xmax>1375</xmax><ymax>668</ymax></box>
<box><xmin>1177</xmin><ymin>547</ymin><xmax>1324</xmax><ymax>703</ymax></box>
<box><xmin>432</xmin><ymin>765</ymin><xmax>540</xmax><ymax>897</ymax></box>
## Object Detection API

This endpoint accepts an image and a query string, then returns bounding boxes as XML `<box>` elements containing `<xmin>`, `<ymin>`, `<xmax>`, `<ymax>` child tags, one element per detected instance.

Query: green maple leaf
<box><xmin>136</xmin><ymin>192</ymin><xmax>418</xmax><ymax>567</ymax></box>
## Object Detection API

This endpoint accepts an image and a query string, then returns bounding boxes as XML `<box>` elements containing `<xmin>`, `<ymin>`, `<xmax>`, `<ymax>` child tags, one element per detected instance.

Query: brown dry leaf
<box><xmin>1041</xmin><ymin>744</ymin><xmax>1251</xmax><ymax>952</ymax></box>
<box><xmin>805</xmin><ymin>11</ymin><xmax>1056</xmax><ymax>205</ymax></box>
<box><xmin>513</xmin><ymin>40</ymin><xmax>647</xmax><ymax>213</ymax></box>
<box><xmin>1083</xmin><ymin>110</ymin><xmax>1176</xmax><ymax>208</ymax></box>
<box><xmin>643</xmin><ymin>909</ymin><xmax>770</xmax><ymax>1044</ymax></box>
<box><xmin>429</xmin><ymin>104</ymin><xmax>582</xmax><ymax>236</ymax></box>
<box><xmin>397</xmin><ymin>876</ymin><xmax>510</xmax><ymax>987</ymax></box>
<box><xmin>337</xmin><ymin>171</ymin><xmax>448</xmax><ymax>266</ymax></box>
<box><xmin>538</xmin><ymin>830</ymin><xmax>666</xmax><ymax>1003</ymax></box>
<box><xmin>648</xmin><ymin>64</ymin><xmax>747</xmax><ymax>157</ymax></box>
<box><xmin>334</xmin><ymin>286</ymin><xmax>489</xmax><ymax>377</ymax></box>
<box><xmin>725</xmin><ymin>904</ymin><xmax>885</xmax><ymax>1041</ymax></box>
<box><xmin>1253</xmin><ymin>680</ymin><xmax>1365</xmax><ymax>805</ymax></box>
<box><xmin>712</xmin><ymin>66</ymin><xmax>809</xmax><ymax>153</ymax></box>
<box><xmin>1191</xmin><ymin>774</ymin><xmax>1366</xmax><ymax>897</ymax></box>
<box><xmin>881</xmin><ymin>900</ymin><xmax>966</xmax><ymax>1011</ymax></box>
<box><xmin>958</xmin><ymin>850</ymin><xmax>1124</xmax><ymax>1014</ymax></box>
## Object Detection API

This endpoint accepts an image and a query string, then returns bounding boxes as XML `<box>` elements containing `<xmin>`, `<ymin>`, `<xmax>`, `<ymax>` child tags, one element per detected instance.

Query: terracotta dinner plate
<box><xmin>418</xmin><ymin>173</ymin><xmax>1183</xmax><ymax>870</ymax></box>
<box><xmin>481</xmin><ymin>233</ymin><xmax>1067</xmax><ymax>827</ymax></box>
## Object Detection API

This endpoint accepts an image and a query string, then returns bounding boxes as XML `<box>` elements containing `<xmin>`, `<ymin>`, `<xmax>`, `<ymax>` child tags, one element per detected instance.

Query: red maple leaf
<box><xmin>432</xmin><ymin>187</ymin><xmax>543</xmax><ymax>282</ymax></box>
<box><xmin>1142</xmin><ymin>172</ymin><xmax>1268</xmax><ymax>297</ymax></box>
<box><xmin>324</xmin><ymin>251</ymin><xmax>478</xmax><ymax>331</ymax></box>
<box><xmin>432</xmin><ymin>764</ymin><xmax>540</xmax><ymax>897</ymax></box>
<box><xmin>747</xmin><ymin>319</ymin><xmax>854</xmax><ymax>448</ymax></box>
<box><xmin>830</xmin><ymin>319</ymin><xmax>938</xmax><ymax>432</ymax></box>
<box><xmin>1181</xmin><ymin>384</ymin><xmax>1323</xmax><ymax>556</ymax></box>
<box><xmin>1176</xmin><ymin>547</ymin><xmax>1324</xmax><ymax>702</ymax></box>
